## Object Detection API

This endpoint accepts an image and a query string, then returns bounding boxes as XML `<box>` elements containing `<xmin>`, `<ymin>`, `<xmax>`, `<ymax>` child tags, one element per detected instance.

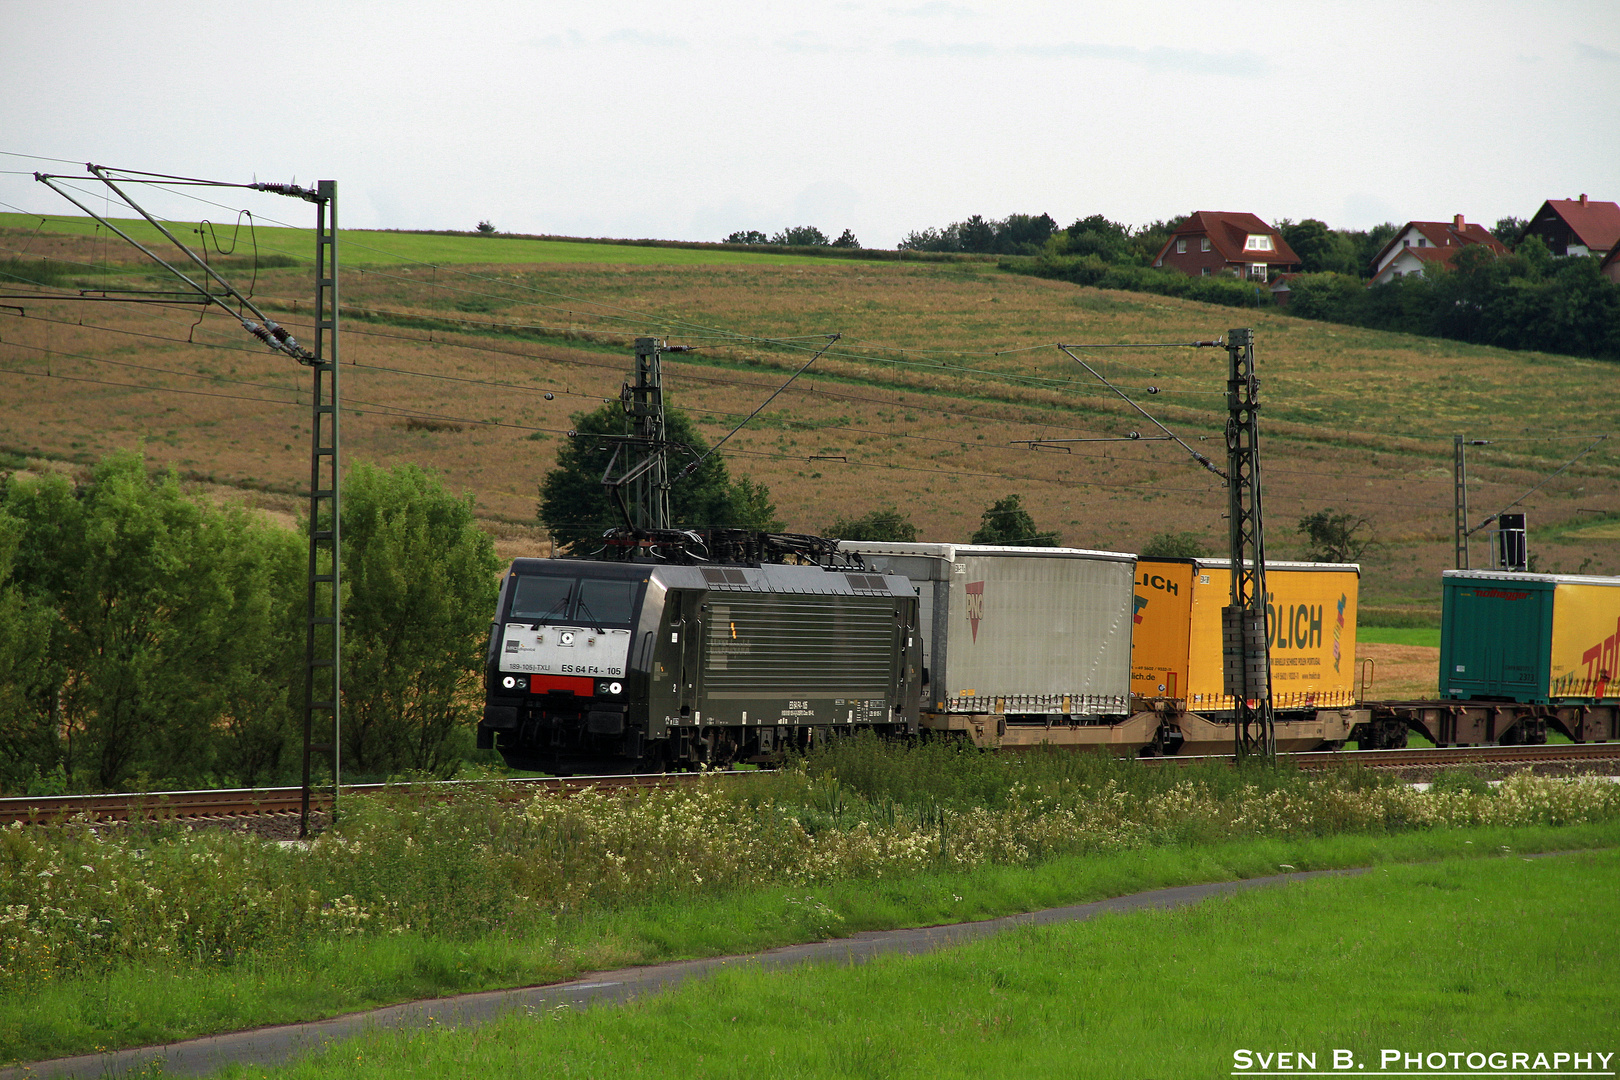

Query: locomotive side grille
<box><xmin>704</xmin><ymin>594</ymin><xmax>899</xmax><ymax>696</ymax></box>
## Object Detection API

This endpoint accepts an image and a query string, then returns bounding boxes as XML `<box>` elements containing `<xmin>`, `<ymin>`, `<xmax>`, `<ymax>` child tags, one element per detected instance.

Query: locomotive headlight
<box><xmin>609</xmin><ymin>681</ymin><xmax>623</xmax><ymax>696</ymax></box>
<box><xmin>500</xmin><ymin>674</ymin><xmax>527</xmax><ymax>691</ymax></box>
<box><xmin>596</xmin><ymin>680</ymin><xmax>624</xmax><ymax>697</ymax></box>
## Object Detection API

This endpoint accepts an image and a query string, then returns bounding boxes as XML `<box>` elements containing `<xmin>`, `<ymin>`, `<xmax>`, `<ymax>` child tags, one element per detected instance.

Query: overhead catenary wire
<box><xmin>8</xmin><ymin>218</ymin><xmax>1613</xmax><ymax>471</ymax></box>
<box><xmin>675</xmin><ymin>334</ymin><xmax>840</xmax><ymax>480</ymax></box>
<box><xmin>1057</xmin><ymin>343</ymin><xmax>1227</xmax><ymax>479</ymax></box>
<box><xmin>5</xmin><ymin>297</ymin><xmax>1607</xmax><ymax>497</ymax></box>
<box><xmin>8</xmin><ymin>179</ymin><xmax>1233</xmax><ymax>387</ymax></box>
<box><xmin>1466</xmin><ymin>435</ymin><xmax>1611</xmax><ymax>536</ymax></box>
<box><xmin>6</xmin><ymin>182</ymin><xmax>1613</xmax><ymax>519</ymax></box>
<box><xmin>0</xmin><ymin>348</ymin><xmax>1514</xmax><ymax>515</ymax></box>
<box><xmin>29</xmin><ymin>171</ymin><xmax>314</xmax><ymax>361</ymax></box>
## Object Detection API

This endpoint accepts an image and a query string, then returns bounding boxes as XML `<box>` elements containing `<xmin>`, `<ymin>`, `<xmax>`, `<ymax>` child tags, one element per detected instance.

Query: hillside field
<box><xmin>3</xmin><ymin>213</ymin><xmax>1618</xmax><ymax>611</ymax></box>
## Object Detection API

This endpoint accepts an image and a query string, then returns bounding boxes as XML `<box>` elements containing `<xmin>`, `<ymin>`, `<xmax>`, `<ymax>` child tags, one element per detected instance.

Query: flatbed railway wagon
<box><xmin>1380</xmin><ymin>569</ymin><xmax>1620</xmax><ymax>747</ymax></box>
<box><xmin>840</xmin><ymin>542</ymin><xmax>1142</xmax><ymax>749</ymax></box>
<box><xmin>1129</xmin><ymin>557</ymin><xmax>1370</xmax><ymax>753</ymax></box>
<box><xmin>479</xmin><ymin>557</ymin><xmax>921</xmax><ymax>772</ymax></box>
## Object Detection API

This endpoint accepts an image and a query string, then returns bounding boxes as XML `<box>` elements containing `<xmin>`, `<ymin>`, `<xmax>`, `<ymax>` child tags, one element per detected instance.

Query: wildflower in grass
<box><xmin>2</xmin><ymin>765</ymin><xmax>1618</xmax><ymax>990</ymax></box>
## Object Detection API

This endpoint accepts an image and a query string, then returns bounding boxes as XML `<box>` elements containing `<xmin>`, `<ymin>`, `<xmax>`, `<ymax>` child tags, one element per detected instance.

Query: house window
<box><xmin>1403</xmin><ymin>239</ymin><xmax>1410</xmax><ymax>247</ymax></box>
<box><xmin>1249</xmin><ymin>263</ymin><xmax>1268</xmax><ymax>282</ymax></box>
<box><xmin>1417</xmin><ymin>238</ymin><xmax>1427</xmax><ymax>247</ymax></box>
<box><xmin>1200</xmin><ymin>237</ymin><xmax>1210</xmax><ymax>252</ymax></box>
<box><xmin>1175</xmin><ymin>239</ymin><xmax>1187</xmax><ymax>254</ymax></box>
<box><xmin>1201</xmin><ymin>267</ymin><xmax>1210</xmax><ymax>276</ymax></box>
<box><xmin>1244</xmin><ymin>234</ymin><xmax>1273</xmax><ymax>252</ymax></box>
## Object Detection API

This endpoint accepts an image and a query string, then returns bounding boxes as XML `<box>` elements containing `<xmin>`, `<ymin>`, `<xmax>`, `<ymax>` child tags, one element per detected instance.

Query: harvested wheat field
<box><xmin>3</xmin><ymin>219</ymin><xmax>1618</xmax><ymax>610</ymax></box>
<box><xmin>1355</xmin><ymin>643</ymin><xmax>1440</xmax><ymax>700</ymax></box>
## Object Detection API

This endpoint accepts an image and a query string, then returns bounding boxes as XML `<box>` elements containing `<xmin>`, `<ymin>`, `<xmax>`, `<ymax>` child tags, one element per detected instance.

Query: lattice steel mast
<box><xmin>1223</xmin><ymin>329</ymin><xmax>1275</xmax><ymax>760</ymax></box>
<box><xmin>297</xmin><ymin>182</ymin><xmax>340</xmax><ymax>838</ymax></box>
<box><xmin>628</xmin><ymin>337</ymin><xmax>670</xmax><ymax>530</ymax></box>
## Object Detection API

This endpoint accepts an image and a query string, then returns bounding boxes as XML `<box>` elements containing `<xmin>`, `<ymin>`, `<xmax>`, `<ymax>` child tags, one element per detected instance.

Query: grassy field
<box><xmin>216</xmin><ymin>848</ymin><xmax>1620</xmax><ymax>1080</ymax></box>
<box><xmin>2</xmin><ymin>217</ymin><xmax>1617</xmax><ymax>608</ymax></box>
<box><xmin>6</xmin><ymin>738</ymin><xmax>1620</xmax><ymax>1064</ymax></box>
<box><xmin>0</xmin><ymin>212</ymin><xmax>845</xmax><ymax>267</ymax></box>
<box><xmin>1359</xmin><ymin>627</ymin><xmax>1442</xmax><ymax>648</ymax></box>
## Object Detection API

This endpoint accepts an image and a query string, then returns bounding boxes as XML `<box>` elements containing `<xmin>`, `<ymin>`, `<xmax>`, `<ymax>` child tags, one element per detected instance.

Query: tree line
<box><xmin>0</xmin><ymin>452</ymin><xmax>498</xmax><ymax>795</ymax></box>
<box><xmin>1283</xmin><ymin>236</ymin><xmax>1620</xmax><ymax>360</ymax></box>
<box><xmin>725</xmin><ymin>226</ymin><xmax>861</xmax><ymax>248</ymax></box>
<box><xmin>892</xmin><ymin>209</ymin><xmax>1619</xmax><ymax>361</ymax></box>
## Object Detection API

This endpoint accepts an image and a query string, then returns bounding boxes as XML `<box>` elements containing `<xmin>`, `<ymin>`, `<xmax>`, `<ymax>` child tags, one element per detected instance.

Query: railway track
<box><xmin>1151</xmin><ymin>742</ymin><xmax>1620</xmax><ymax>771</ymax></box>
<box><xmin>4</xmin><ymin>743</ymin><xmax>1616</xmax><ymax>826</ymax></box>
<box><xmin>0</xmin><ymin>771</ymin><xmax>714</xmax><ymax>826</ymax></box>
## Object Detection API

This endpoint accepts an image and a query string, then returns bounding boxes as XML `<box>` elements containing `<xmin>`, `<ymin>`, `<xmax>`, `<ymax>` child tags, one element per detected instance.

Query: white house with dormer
<box><xmin>1368</xmin><ymin>215</ymin><xmax>1509</xmax><ymax>285</ymax></box>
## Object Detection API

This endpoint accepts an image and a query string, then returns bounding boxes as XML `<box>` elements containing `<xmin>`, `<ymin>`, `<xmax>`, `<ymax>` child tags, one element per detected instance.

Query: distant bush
<box><xmin>773</xmin><ymin>226</ymin><xmax>829</xmax><ymax>246</ymax></box>
<box><xmin>1141</xmin><ymin>531</ymin><xmax>1210</xmax><ymax>558</ymax></box>
<box><xmin>1005</xmin><ymin>253</ymin><xmax>1270</xmax><ymax>309</ymax></box>
<box><xmin>823</xmin><ymin>506</ymin><xmax>917</xmax><ymax>542</ymax></box>
<box><xmin>724</xmin><ymin>226</ymin><xmax>860</xmax><ymax>249</ymax></box>
<box><xmin>969</xmin><ymin>494</ymin><xmax>1057</xmax><ymax>547</ymax></box>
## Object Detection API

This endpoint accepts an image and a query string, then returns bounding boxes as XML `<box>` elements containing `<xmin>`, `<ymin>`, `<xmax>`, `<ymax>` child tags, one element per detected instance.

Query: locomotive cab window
<box><xmin>508</xmin><ymin>574</ymin><xmax>641</xmax><ymax>626</ymax></box>
<box><xmin>510</xmin><ymin>576</ymin><xmax>574</xmax><ymax>622</ymax></box>
<box><xmin>575</xmin><ymin>578</ymin><xmax>639</xmax><ymax>627</ymax></box>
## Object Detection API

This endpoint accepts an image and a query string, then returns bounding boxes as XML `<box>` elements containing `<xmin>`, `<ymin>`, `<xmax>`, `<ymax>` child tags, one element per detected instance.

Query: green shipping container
<box><xmin>1440</xmin><ymin>569</ymin><xmax>1620</xmax><ymax>704</ymax></box>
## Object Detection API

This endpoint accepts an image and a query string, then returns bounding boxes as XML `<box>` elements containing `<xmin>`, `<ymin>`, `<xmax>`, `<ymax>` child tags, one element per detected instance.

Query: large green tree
<box><xmin>0</xmin><ymin>452</ymin><xmax>303</xmax><ymax>791</ymax></box>
<box><xmin>0</xmin><ymin>512</ymin><xmax>57</xmax><ymax>792</ymax></box>
<box><xmin>968</xmin><ymin>494</ymin><xmax>1058</xmax><ymax>546</ymax></box>
<box><xmin>1277</xmin><ymin>218</ymin><xmax>1361</xmax><ymax>275</ymax></box>
<box><xmin>1298</xmin><ymin>508</ymin><xmax>1375</xmax><ymax>563</ymax></box>
<box><xmin>538</xmin><ymin>403</ymin><xmax>781</xmax><ymax>552</ymax></box>
<box><xmin>341</xmin><ymin>463</ymin><xmax>501</xmax><ymax>778</ymax></box>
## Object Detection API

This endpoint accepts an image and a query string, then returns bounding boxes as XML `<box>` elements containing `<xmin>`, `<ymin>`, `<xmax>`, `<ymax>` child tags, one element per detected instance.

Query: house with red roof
<box><xmin>1522</xmin><ymin>195</ymin><xmax>1620</xmax><ymax>259</ymax></box>
<box><xmin>1150</xmin><ymin>212</ymin><xmax>1299</xmax><ymax>283</ymax></box>
<box><xmin>1601</xmin><ymin>245</ymin><xmax>1620</xmax><ymax>285</ymax></box>
<box><xmin>1368</xmin><ymin>215</ymin><xmax>1509</xmax><ymax>285</ymax></box>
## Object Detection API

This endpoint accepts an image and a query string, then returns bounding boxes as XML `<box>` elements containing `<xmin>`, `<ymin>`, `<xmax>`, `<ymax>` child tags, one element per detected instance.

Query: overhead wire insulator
<box><xmin>241</xmin><ymin>318</ymin><xmax>314</xmax><ymax>362</ymax></box>
<box><xmin>249</xmin><ymin>181</ymin><xmax>322</xmax><ymax>203</ymax></box>
<box><xmin>267</xmin><ymin>322</ymin><xmax>298</xmax><ymax>349</ymax></box>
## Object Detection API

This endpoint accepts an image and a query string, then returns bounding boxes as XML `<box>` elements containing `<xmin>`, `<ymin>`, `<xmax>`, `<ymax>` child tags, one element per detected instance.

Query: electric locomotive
<box><xmin>479</xmin><ymin>548</ymin><xmax>921</xmax><ymax>773</ymax></box>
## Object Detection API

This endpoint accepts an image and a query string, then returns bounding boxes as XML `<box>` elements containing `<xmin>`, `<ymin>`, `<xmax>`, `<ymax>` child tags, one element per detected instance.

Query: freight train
<box><xmin>477</xmin><ymin>534</ymin><xmax>1620</xmax><ymax>773</ymax></box>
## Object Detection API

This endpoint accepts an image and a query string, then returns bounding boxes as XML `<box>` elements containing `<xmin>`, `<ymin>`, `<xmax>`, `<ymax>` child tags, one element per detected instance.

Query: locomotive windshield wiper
<box><xmin>540</xmin><ymin>592</ymin><xmax>573</xmax><ymax>621</ymax></box>
<box><xmin>574</xmin><ymin>596</ymin><xmax>609</xmax><ymax>634</ymax></box>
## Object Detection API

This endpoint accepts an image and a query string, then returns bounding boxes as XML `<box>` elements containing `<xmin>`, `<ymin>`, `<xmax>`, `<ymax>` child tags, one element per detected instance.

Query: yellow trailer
<box><xmin>1132</xmin><ymin>558</ymin><xmax>1360</xmax><ymax>711</ymax></box>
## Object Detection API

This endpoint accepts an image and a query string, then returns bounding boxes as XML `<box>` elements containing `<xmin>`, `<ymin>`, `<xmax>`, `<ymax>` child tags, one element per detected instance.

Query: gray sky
<box><xmin>4</xmin><ymin>0</ymin><xmax>1618</xmax><ymax>246</ymax></box>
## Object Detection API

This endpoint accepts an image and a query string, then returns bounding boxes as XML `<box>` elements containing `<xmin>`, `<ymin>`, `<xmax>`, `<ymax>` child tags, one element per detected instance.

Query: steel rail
<box><xmin>1145</xmin><ymin>742</ymin><xmax>1620</xmax><ymax>770</ymax></box>
<box><xmin>0</xmin><ymin>771</ymin><xmax>734</xmax><ymax>826</ymax></box>
<box><xmin>5</xmin><ymin>744</ymin><xmax>1616</xmax><ymax>825</ymax></box>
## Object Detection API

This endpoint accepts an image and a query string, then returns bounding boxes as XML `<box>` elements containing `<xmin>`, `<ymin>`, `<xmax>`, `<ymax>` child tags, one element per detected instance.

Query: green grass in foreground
<box><xmin>5</xmin><ymin>822</ymin><xmax>1617</xmax><ymax>1067</ymax></box>
<box><xmin>1357</xmin><ymin>627</ymin><xmax>1442</xmax><ymax>648</ymax></box>
<box><xmin>226</xmin><ymin>846</ymin><xmax>1620</xmax><ymax>1079</ymax></box>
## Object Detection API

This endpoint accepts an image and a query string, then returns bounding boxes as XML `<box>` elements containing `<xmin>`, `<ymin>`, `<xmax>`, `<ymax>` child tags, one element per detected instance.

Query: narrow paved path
<box><xmin>7</xmin><ymin>867</ymin><xmax>1371</xmax><ymax>1079</ymax></box>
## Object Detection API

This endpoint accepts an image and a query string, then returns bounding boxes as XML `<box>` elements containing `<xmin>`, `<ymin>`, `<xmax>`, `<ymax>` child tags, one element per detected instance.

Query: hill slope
<box><xmin>2</xmin><ymin>219</ymin><xmax>1616</xmax><ymax>612</ymax></box>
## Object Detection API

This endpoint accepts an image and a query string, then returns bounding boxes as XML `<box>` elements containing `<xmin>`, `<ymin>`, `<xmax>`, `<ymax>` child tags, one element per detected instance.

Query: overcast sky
<box><xmin>3</xmin><ymin>1</ymin><xmax>1618</xmax><ymax>246</ymax></box>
